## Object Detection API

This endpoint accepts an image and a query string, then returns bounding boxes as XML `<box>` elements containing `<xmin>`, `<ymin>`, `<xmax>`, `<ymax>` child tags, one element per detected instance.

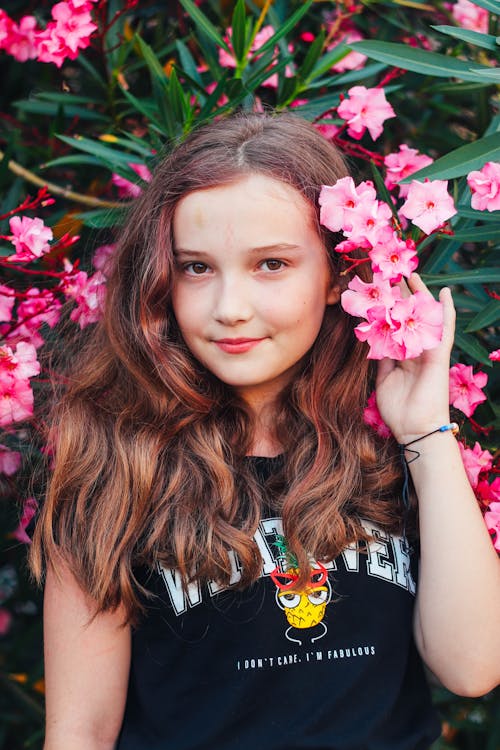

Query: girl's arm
<box><xmin>375</xmin><ymin>273</ymin><xmax>500</xmax><ymax>696</ymax></box>
<box><xmin>43</xmin><ymin>560</ymin><xmax>131</xmax><ymax>749</ymax></box>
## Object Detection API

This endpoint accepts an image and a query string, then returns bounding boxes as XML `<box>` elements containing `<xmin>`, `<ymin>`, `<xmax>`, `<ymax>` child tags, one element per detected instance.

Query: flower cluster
<box><xmin>337</xmin><ymin>86</ymin><xmax>395</xmax><ymax>141</ymax></box>
<box><xmin>467</xmin><ymin>162</ymin><xmax>500</xmax><ymax>213</ymax></box>
<box><xmin>0</xmin><ymin>1</ymin><xmax>98</xmax><ymax>67</ymax></box>
<box><xmin>0</xmin><ymin>342</ymin><xmax>39</xmax><ymax>428</ymax></box>
<box><xmin>319</xmin><ymin>175</ymin><xmax>449</xmax><ymax>360</ymax></box>
<box><xmin>452</xmin><ymin>0</ymin><xmax>489</xmax><ymax>34</ymax></box>
<box><xmin>0</xmin><ymin>194</ymin><xmax>109</xmax><ymax>460</ymax></box>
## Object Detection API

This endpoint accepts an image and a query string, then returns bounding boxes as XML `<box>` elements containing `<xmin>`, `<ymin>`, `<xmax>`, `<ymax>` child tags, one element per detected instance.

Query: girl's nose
<box><xmin>213</xmin><ymin>277</ymin><xmax>253</xmax><ymax>326</ymax></box>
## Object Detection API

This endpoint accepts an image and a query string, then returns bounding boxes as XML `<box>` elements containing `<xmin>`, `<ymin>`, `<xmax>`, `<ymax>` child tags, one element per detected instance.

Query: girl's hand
<box><xmin>375</xmin><ymin>272</ymin><xmax>455</xmax><ymax>445</ymax></box>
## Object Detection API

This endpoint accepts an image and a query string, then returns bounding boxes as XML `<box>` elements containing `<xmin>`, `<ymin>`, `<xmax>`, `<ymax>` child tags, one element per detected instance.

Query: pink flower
<box><xmin>0</xmin><ymin>11</ymin><xmax>14</xmax><ymax>48</ymax></box>
<box><xmin>343</xmin><ymin>200</ymin><xmax>393</xmax><ymax>249</ymax></box>
<box><xmin>7</xmin><ymin>216</ymin><xmax>53</xmax><ymax>262</ymax></box>
<box><xmin>0</xmin><ymin>285</ymin><xmax>15</xmax><ymax>322</ymax></box>
<box><xmin>0</xmin><ymin>608</ymin><xmax>12</xmax><ymax>637</ymax></box>
<box><xmin>12</xmin><ymin>289</ymin><xmax>61</xmax><ymax>349</ymax></box>
<box><xmin>467</xmin><ymin>162</ymin><xmax>500</xmax><ymax>212</ymax></box>
<box><xmin>489</xmin><ymin>349</ymin><xmax>500</xmax><ymax>362</ymax></box>
<box><xmin>400</xmin><ymin>179</ymin><xmax>457</xmax><ymax>234</ymax></box>
<box><xmin>330</xmin><ymin>29</ymin><xmax>367</xmax><ymax>73</ymax></box>
<box><xmin>354</xmin><ymin>306</ymin><xmax>404</xmax><ymax>360</ymax></box>
<box><xmin>12</xmin><ymin>497</ymin><xmax>38</xmax><ymax>545</ymax></box>
<box><xmin>363</xmin><ymin>391</ymin><xmax>392</xmax><ymax>438</ymax></box>
<box><xmin>0</xmin><ymin>377</ymin><xmax>34</xmax><ymax>427</ymax></box>
<box><xmin>49</xmin><ymin>1</ymin><xmax>96</xmax><ymax>55</ymax></box>
<box><xmin>0</xmin><ymin>445</ymin><xmax>21</xmax><ymax>476</ymax></box>
<box><xmin>314</xmin><ymin>119</ymin><xmax>341</xmax><ymax>141</ymax></box>
<box><xmin>449</xmin><ymin>363</ymin><xmax>487</xmax><ymax>417</ymax></box>
<box><xmin>458</xmin><ymin>441</ymin><xmax>493</xmax><ymax>488</ymax></box>
<box><xmin>476</xmin><ymin>477</ymin><xmax>500</xmax><ymax>505</ymax></box>
<box><xmin>36</xmin><ymin>1</ymin><xmax>97</xmax><ymax>67</ymax></box>
<box><xmin>0</xmin><ymin>342</ymin><xmax>39</xmax><ymax>426</ymax></box>
<box><xmin>384</xmin><ymin>144</ymin><xmax>433</xmax><ymax>198</ymax></box>
<box><xmin>341</xmin><ymin>273</ymin><xmax>401</xmax><ymax>318</ymax></box>
<box><xmin>452</xmin><ymin>0</ymin><xmax>489</xmax><ymax>33</ymax></box>
<box><xmin>369</xmin><ymin>230</ymin><xmax>418</xmax><ymax>282</ymax></box>
<box><xmin>63</xmin><ymin>269</ymin><xmax>106</xmax><ymax>328</ymax></box>
<box><xmin>390</xmin><ymin>292</ymin><xmax>444</xmax><ymax>359</ymax></box>
<box><xmin>93</xmin><ymin>243</ymin><xmax>116</xmax><ymax>275</ymax></box>
<box><xmin>319</xmin><ymin>177</ymin><xmax>377</xmax><ymax>233</ymax></box>
<box><xmin>484</xmin><ymin>502</ymin><xmax>500</xmax><ymax>552</ymax></box>
<box><xmin>219</xmin><ymin>24</ymin><xmax>275</xmax><ymax>68</ymax></box>
<box><xmin>112</xmin><ymin>162</ymin><xmax>152</xmax><ymax>199</ymax></box>
<box><xmin>337</xmin><ymin>86</ymin><xmax>395</xmax><ymax>141</ymax></box>
<box><xmin>3</xmin><ymin>15</ymin><xmax>38</xmax><ymax>62</ymax></box>
<box><xmin>0</xmin><ymin>342</ymin><xmax>39</xmax><ymax>381</ymax></box>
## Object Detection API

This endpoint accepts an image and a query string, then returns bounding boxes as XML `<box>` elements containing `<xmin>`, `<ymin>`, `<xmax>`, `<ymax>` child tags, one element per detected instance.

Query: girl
<box><xmin>30</xmin><ymin>113</ymin><xmax>500</xmax><ymax>750</ymax></box>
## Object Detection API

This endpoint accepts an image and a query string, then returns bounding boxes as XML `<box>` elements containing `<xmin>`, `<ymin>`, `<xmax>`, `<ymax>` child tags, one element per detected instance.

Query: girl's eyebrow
<box><xmin>174</xmin><ymin>243</ymin><xmax>302</xmax><ymax>257</ymax></box>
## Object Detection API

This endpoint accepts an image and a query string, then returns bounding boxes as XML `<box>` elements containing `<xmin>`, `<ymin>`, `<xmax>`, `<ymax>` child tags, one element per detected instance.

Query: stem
<box><xmin>0</xmin><ymin>261</ymin><xmax>68</xmax><ymax>279</ymax></box>
<box><xmin>0</xmin><ymin>150</ymin><xmax>125</xmax><ymax>209</ymax></box>
<box><xmin>253</xmin><ymin>0</ymin><xmax>273</xmax><ymax>40</ymax></box>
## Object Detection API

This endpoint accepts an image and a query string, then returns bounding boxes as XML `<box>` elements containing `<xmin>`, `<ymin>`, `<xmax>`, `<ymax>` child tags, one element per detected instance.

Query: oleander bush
<box><xmin>0</xmin><ymin>1</ymin><xmax>499</xmax><ymax>747</ymax></box>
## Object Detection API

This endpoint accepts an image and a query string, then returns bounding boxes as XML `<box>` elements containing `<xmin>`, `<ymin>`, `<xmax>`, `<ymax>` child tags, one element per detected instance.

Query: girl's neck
<box><xmin>243</xmin><ymin>393</ymin><xmax>283</xmax><ymax>458</ymax></box>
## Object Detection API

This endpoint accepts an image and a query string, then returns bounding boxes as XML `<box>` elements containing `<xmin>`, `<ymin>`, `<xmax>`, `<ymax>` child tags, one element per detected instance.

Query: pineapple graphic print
<box><xmin>271</xmin><ymin>535</ymin><xmax>332</xmax><ymax>645</ymax></box>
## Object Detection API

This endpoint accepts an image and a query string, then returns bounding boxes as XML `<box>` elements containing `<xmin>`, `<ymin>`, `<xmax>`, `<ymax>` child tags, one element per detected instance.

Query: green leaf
<box><xmin>469</xmin><ymin>68</ymin><xmax>500</xmax><ymax>81</ymax></box>
<box><xmin>454</xmin><ymin>329</ymin><xmax>492</xmax><ymax>366</ymax></box>
<box><xmin>231</xmin><ymin>0</ymin><xmax>247</xmax><ymax>64</ymax></box>
<box><xmin>37</xmin><ymin>92</ymin><xmax>102</xmax><ymax>105</ymax></box>
<box><xmin>298</xmin><ymin>31</ymin><xmax>325</xmax><ymax>82</ymax></box>
<box><xmin>41</xmin><ymin>155</ymin><xmax>103</xmax><ymax>168</ymax></box>
<box><xmin>168</xmin><ymin>67</ymin><xmax>189</xmax><ymax>124</ymax></box>
<box><xmin>422</xmin><ymin>268</ymin><xmax>500</xmax><ymax>284</ymax></box>
<box><xmin>56</xmin><ymin>135</ymin><xmax>142</xmax><ymax>166</ymax></box>
<box><xmin>467</xmin><ymin>0</ymin><xmax>500</xmax><ymax>12</ymax></box>
<box><xmin>277</xmin><ymin>75</ymin><xmax>299</xmax><ymax>107</ymax></box>
<box><xmin>175</xmin><ymin>40</ymin><xmax>203</xmax><ymax>86</ymax></box>
<box><xmin>102</xmin><ymin>135</ymin><xmax>152</xmax><ymax>158</ymax></box>
<box><xmin>370</xmin><ymin>162</ymin><xmax>400</xmax><ymax>222</ymax></box>
<box><xmin>307</xmin><ymin>41</ymin><xmax>349</xmax><ymax>81</ymax></box>
<box><xmin>135</xmin><ymin>35</ymin><xmax>168</xmax><ymax>92</ymax></box>
<box><xmin>13</xmin><ymin>99</ymin><xmax>107</xmax><ymax>121</ymax></box>
<box><xmin>75</xmin><ymin>208</ymin><xmax>128</xmax><ymax>228</ymax></box>
<box><xmin>456</xmin><ymin>206</ymin><xmax>500</xmax><ymax>222</ymax></box>
<box><xmin>465</xmin><ymin>299</ymin><xmax>500</xmax><ymax>331</ymax></box>
<box><xmin>325</xmin><ymin>62</ymin><xmax>387</xmax><ymax>87</ymax></box>
<box><xmin>252</xmin><ymin>0</ymin><xmax>313</xmax><ymax>57</ymax></box>
<box><xmin>437</xmin><ymin>226</ymin><xmax>500</xmax><ymax>242</ymax></box>
<box><xmin>178</xmin><ymin>0</ymin><xmax>229</xmax><ymax>52</ymax></box>
<box><xmin>400</xmin><ymin>132</ymin><xmax>500</xmax><ymax>182</ymax></box>
<box><xmin>349</xmin><ymin>40</ymin><xmax>495</xmax><ymax>82</ymax></box>
<box><xmin>431</xmin><ymin>25</ymin><xmax>499</xmax><ymax>51</ymax></box>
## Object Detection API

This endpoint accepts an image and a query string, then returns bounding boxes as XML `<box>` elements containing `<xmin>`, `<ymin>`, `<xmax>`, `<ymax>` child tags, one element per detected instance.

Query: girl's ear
<box><xmin>326</xmin><ymin>281</ymin><xmax>341</xmax><ymax>306</ymax></box>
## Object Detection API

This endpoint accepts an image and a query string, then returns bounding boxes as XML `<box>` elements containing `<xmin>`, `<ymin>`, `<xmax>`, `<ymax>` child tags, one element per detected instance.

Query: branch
<box><xmin>0</xmin><ymin>149</ymin><xmax>126</xmax><ymax>209</ymax></box>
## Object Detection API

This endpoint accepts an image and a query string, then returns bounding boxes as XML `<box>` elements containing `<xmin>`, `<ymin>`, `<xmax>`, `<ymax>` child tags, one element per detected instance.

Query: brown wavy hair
<box><xmin>29</xmin><ymin>112</ymin><xmax>404</xmax><ymax>623</ymax></box>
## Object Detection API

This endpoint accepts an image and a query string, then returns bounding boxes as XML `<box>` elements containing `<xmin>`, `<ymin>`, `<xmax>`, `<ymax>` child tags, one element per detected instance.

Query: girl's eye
<box><xmin>185</xmin><ymin>262</ymin><xmax>209</xmax><ymax>275</ymax></box>
<box><xmin>261</xmin><ymin>259</ymin><xmax>285</xmax><ymax>272</ymax></box>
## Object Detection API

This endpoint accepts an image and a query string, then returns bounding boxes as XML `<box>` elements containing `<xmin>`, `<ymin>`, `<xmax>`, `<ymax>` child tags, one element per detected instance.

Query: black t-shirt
<box><xmin>117</xmin><ymin>456</ymin><xmax>440</xmax><ymax>750</ymax></box>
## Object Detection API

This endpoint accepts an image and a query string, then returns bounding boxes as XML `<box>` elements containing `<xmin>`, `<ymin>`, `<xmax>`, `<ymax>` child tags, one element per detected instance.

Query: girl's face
<box><xmin>172</xmin><ymin>173</ymin><xmax>340</xmax><ymax>409</ymax></box>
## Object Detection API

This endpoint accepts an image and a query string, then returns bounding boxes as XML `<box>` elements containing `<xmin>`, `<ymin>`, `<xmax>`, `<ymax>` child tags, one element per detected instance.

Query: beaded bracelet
<box><xmin>399</xmin><ymin>422</ymin><xmax>460</xmax><ymax>464</ymax></box>
<box><xmin>399</xmin><ymin>422</ymin><xmax>459</xmax><ymax>514</ymax></box>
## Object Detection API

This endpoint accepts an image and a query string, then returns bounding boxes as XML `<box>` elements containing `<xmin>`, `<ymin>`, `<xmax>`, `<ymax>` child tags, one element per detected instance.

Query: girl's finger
<box><xmin>407</xmin><ymin>271</ymin><xmax>433</xmax><ymax>297</ymax></box>
<box><xmin>376</xmin><ymin>357</ymin><xmax>395</xmax><ymax>387</ymax></box>
<box><xmin>439</xmin><ymin>285</ymin><xmax>456</xmax><ymax>351</ymax></box>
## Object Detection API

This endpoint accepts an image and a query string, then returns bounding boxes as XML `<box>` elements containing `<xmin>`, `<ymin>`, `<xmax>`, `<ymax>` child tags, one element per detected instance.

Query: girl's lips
<box><xmin>214</xmin><ymin>338</ymin><xmax>265</xmax><ymax>354</ymax></box>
